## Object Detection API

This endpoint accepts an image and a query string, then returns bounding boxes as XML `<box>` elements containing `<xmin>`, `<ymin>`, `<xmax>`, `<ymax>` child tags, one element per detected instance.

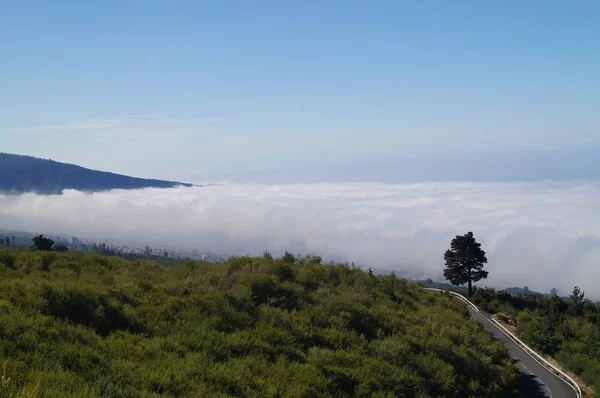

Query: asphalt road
<box><xmin>466</xmin><ymin>307</ymin><xmax>577</xmax><ymax>398</ymax></box>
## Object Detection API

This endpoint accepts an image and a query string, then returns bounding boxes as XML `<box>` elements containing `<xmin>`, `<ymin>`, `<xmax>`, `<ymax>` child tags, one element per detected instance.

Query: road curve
<box><xmin>466</xmin><ymin>306</ymin><xmax>577</xmax><ymax>398</ymax></box>
<box><xmin>424</xmin><ymin>287</ymin><xmax>578</xmax><ymax>398</ymax></box>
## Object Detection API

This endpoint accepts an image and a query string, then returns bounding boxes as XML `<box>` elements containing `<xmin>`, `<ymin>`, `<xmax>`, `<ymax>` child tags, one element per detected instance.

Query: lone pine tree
<box><xmin>443</xmin><ymin>231</ymin><xmax>488</xmax><ymax>297</ymax></box>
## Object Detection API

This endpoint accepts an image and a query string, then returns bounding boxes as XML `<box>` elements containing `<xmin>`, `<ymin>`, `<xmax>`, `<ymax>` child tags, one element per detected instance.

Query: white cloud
<box><xmin>149</xmin><ymin>118</ymin><xmax>228</xmax><ymax>124</ymax></box>
<box><xmin>1</xmin><ymin>181</ymin><xmax>599</xmax><ymax>298</ymax></box>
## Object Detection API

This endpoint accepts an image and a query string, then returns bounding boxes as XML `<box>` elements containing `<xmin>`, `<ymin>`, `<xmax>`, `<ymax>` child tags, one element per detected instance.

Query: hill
<box><xmin>418</xmin><ymin>279</ymin><xmax>546</xmax><ymax>296</ymax></box>
<box><xmin>0</xmin><ymin>249</ymin><xmax>521</xmax><ymax>397</ymax></box>
<box><xmin>0</xmin><ymin>153</ymin><xmax>192</xmax><ymax>194</ymax></box>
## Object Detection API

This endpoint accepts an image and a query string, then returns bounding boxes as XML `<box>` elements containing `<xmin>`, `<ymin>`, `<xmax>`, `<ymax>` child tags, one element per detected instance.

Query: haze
<box><xmin>2</xmin><ymin>181</ymin><xmax>599</xmax><ymax>298</ymax></box>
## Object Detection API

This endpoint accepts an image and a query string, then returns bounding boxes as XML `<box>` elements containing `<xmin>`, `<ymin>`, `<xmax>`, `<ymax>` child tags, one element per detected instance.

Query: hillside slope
<box><xmin>0</xmin><ymin>250</ymin><xmax>520</xmax><ymax>397</ymax></box>
<box><xmin>0</xmin><ymin>153</ymin><xmax>191</xmax><ymax>194</ymax></box>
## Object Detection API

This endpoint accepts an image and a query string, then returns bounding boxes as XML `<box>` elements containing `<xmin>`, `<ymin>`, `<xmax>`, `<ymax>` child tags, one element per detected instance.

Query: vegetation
<box><xmin>443</xmin><ymin>232</ymin><xmax>488</xmax><ymax>297</ymax></box>
<box><xmin>472</xmin><ymin>286</ymin><xmax>600</xmax><ymax>396</ymax></box>
<box><xmin>32</xmin><ymin>235</ymin><xmax>54</xmax><ymax>252</ymax></box>
<box><xmin>0</xmin><ymin>248</ymin><xmax>521</xmax><ymax>397</ymax></box>
<box><xmin>0</xmin><ymin>153</ymin><xmax>192</xmax><ymax>194</ymax></box>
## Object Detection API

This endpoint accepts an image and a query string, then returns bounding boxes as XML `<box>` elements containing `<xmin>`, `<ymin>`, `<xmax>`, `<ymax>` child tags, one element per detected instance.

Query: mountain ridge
<box><xmin>0</xmin><ymin>153</ymin><xmax>192</xmax><ymax>194</ymax></box>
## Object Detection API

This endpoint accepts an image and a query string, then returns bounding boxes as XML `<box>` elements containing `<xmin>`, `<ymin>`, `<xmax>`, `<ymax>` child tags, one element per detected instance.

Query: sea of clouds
<box><xmin>1</xmin><ymin>181</ymin><xmax>599</xmax><ymax>298</ymax></box>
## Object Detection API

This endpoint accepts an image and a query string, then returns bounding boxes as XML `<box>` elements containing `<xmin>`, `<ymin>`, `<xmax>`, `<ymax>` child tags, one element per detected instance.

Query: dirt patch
<box><xmin>492</xmin><ymin>312</ymin><xmax>518</xmax><ymax>333</ymax></box>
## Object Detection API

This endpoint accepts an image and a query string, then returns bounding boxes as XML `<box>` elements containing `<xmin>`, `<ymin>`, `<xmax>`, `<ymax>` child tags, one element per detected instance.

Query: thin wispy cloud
<box><xmin>150</xmin><ymin>118</ymin><xmax>228</xmax><ymax>124</ymax></box>
<box><xmin>0</xmin><ymin>121</ymin><xmax>123</xmax><ymax>134</ymax></box>
<box><xmin>243</xmin><ymin>112</ymin><xmax>277</xmax><ymax>117</ymax></box>
<box><xmin>1</xmin><ymin>181</ymin><xmax>599</xmax><ymax>298</ymax></box>
<box><xmin>0</xmin><ymin>115</ymin><xmax>228</xmax><ymax>134</ymax></box>
<box><xmin>86</xmin><ymin>114</ymin><xmax>155</xmax><ymax>122</ymax></box>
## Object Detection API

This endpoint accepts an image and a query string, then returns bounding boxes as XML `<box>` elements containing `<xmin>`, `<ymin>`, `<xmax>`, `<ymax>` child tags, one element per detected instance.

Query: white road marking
<box><xmin>519</xmin><ymin>363</ymin><xmax>534</xmax><ymax>375</ymax></box>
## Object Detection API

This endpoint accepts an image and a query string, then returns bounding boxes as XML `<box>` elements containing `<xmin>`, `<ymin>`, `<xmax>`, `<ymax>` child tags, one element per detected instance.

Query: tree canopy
<box><xmin>569</xmin><ymin>286</ymin><xmax>585</xmax><ymax>316</ymax></box>
<box><xmin>32</xmin><ymin>234</ymin><xmax>54</xmax><ymax>251</ymax></box>
<box><xmin>443</xmin><ymin>231</ymin><xmax>488</xmax><ymax>296</ymax></box>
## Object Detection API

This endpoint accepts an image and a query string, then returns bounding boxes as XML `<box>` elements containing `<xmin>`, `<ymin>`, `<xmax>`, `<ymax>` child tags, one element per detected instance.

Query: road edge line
<box><xmin>423</xmin><ymin>287</ymin><xmax>582</xmax><ymax>398</ymax></box>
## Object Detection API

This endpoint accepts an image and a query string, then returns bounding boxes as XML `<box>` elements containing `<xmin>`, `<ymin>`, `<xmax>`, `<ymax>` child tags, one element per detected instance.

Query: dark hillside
<box><xmin>0</xmin><ymin>153</ymin><xmax>191</xmax><ymax>194</ymax></box>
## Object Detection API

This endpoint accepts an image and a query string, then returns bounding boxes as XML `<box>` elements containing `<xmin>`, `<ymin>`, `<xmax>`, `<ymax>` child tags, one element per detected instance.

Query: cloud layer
<box><xmin>1</xmin><ymin>181</ymin><xmax>599</xmax><ymax>298</ymax></box>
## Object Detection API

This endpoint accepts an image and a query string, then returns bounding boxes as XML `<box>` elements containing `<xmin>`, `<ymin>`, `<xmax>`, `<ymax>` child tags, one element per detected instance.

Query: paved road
<box><xmin>466</xmin><ymin>307</ymin><xmax>577</xmax><ymax>398</ymax></box>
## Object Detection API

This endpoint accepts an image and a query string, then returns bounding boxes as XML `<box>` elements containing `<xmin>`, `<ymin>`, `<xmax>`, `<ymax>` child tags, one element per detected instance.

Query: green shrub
<box><xmin>0</xmin><ymin>250</ymin><xmax>16</xmax><ymax>269</ymax></box>
<box><xmin>0</xmin><ymin>251</ymin><xmax>520</xmax><ymax>397</ymax></box>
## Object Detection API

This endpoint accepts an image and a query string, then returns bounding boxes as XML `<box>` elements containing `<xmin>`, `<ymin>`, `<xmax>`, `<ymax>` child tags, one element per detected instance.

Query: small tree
<box><xmin>281</xmin><ymin>251</ymin><xmax>296</xmax><ymax>264</ymax></box>
<box><xmin>32</xmin><ymin>235</ymin><xmax>54</xmax><ymax>251</ymax></box>
<box><xmin>307</xmin><ymin>255</ymin><xmax>322</xmax><ymax>265</ymax></box>
<box><xmin>533</xmin><ymin>317</ymin><xmax>561</xmax><ymax>355</ymax></box>
<box><xmin>443</xmin><ymin>232</ymin><xmax>488</xmax><ymax>297</ymax></box>
<box><xmin>263</xmin><ymin>250</ymin><xmax>273</xmax><ymax>260</ymax></box>
<box><xmin>570</xmin><ymin>286</ymin><xmax>585</xmax><ymax>317</ymax></box>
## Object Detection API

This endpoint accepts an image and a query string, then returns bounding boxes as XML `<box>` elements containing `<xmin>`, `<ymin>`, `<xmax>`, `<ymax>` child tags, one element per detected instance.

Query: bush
<box><xmin>0</xmin><ymin>251</ymin><xmax>520</xmax><ymax>397</ymax></box>
<box><xmin>0</xmin><ymin>250</ymin><xmax>16</xmax><ymax>269</ymax></box>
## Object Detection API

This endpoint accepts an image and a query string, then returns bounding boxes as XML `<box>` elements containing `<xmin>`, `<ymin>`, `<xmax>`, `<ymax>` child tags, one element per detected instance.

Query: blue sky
<box><xmin>1</xmin><ymin>1</ymin><xmax>599</xmax><ymax>183</ymax></box>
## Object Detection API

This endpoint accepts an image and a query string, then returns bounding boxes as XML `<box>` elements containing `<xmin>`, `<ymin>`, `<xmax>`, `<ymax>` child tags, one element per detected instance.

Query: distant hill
<box><xmin>503</xmin><ymin>286</ymin><xmax>541</xmax><ymax>296</ymax></box>
<box><xmin>417</xmin><ymin>279</ymin><xmax>551</xmax><ymax>297</ymax></box>
<box><xmin>0</xmin><ymin>153</ymin><xmax>192</xmax><ymax>194</ymax></box>
<box><xmin>417</xmin><ymin>278</ymin><xmax>468</xmax><ymax>292</ymax></box>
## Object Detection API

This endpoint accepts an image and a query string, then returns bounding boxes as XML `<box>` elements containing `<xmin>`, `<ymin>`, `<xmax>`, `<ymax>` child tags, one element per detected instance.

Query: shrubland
<box><xmin>0</xmin><ymin>248</ymin><xmax>519</xmax><ymax>397</ymax></box>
